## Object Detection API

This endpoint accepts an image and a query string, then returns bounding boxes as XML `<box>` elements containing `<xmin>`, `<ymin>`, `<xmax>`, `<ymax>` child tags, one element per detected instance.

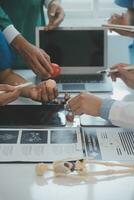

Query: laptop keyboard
<box><xmin>54</xmin><ymin>74</ymin><xmax>105</xmax><ymax>83</ymax></box>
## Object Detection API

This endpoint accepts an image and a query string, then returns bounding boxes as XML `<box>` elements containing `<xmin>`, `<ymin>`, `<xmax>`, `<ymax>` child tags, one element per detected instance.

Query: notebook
<box><xmin>36</xmin><ymin>27</ymin><xmax>112</xmax><ymax>92</ymax></box>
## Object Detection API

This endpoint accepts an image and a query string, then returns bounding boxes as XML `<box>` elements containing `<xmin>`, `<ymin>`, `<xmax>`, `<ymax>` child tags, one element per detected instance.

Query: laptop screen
<box><xmin>38</xmin><ymin>29</ymin><xmax>105</xmax><ymax>67</ymax></box>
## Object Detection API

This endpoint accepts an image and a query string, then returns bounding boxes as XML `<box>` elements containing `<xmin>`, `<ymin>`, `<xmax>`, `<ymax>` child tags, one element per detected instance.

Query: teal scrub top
<box><xmin>129</xmin><ymin>40</ymin><xmax>134</xmax><ymax>64</ymax></box>
<box><xmin>0</xmin><ymin>30</ymin><xmax>14</xmax><ymax>70</ymax></box>
<box><xmin>0</xmin><ymin>0</ymin><xmax>46</xmax><ymax>68</ymax></box>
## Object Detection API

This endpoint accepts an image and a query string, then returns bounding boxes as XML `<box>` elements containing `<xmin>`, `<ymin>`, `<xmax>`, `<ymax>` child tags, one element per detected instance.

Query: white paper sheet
<box><xmin>0</xmin><ymin>128</ymin><xmax>84</xmax><ymax>162</ymax></box>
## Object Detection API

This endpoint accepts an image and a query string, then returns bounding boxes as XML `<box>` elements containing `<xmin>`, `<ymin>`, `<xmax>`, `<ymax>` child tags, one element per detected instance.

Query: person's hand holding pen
<box><xmin>108</xmin><ymin>12</ymin><xmax>134</xmax><ymax>37</ymax></box>
<box><xmin>0</xmin><ymin>84</ymin><xmax>21</xmax><ymax>106</ymax></box>
<box><xmin>108</xmin><ymin>63</ymin><xmax>134</xmax><ymax>89</ymax></box>
<box><xmin>45</xmin><ymin>0</ymin><xmax>65</xmax><ymax>31</ymax></box>
<box><xmin>0</xmin><ymin>80</ymin><xmax>58</xmax><ymax>104</ymax></box>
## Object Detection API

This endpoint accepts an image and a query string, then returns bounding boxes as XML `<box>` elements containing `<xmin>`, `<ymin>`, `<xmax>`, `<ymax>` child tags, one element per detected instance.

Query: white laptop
<box><xmin>36</xmin><ymin>27</ymin><xmax>112</xmax><ymax>92</ymax></box>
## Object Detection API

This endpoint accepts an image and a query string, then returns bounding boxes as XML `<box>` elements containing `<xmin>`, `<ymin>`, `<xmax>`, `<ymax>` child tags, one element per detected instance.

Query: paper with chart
<box><xmin>0</xmin><ymin>127</ymin><xmax>134</xmax><ymax>162</ymax></box>
<box><xmin>0</xmin><ymin>128</ymin><xmax>84</xmax><ymax>162</ymax></box>
<box><xmin>83</xmin><ymin>127</ymin><xmax>134</xmax><ymax>161</ymax></box>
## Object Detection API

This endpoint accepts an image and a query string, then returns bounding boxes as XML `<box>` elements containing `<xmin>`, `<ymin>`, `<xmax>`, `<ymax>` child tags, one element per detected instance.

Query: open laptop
<box><xmin>36</xmin><ymin>27</ymin><xmax>112</xmax><ymax>92</ymax></box>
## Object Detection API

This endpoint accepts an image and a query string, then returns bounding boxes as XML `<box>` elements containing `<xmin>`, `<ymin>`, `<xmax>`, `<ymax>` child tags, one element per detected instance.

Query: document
<box><xmin>0</xmin><ymin>127</ymin><xmax>134</xmax><ymax>162</ymax></box>
<box><xmin>0</xmin><ymin>128</ymin><xmax>83</xmax><ymax>162</ymax></box>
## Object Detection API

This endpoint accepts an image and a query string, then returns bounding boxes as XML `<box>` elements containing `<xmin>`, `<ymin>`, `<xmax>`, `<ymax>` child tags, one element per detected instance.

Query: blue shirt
<box><xmin>129</xmin><ymin>40</ymin><xmax>134</xmax><ymax>64</ymax></box>
<box><xmin>115</xmin><ymin>0</ymin><xmax>134</xmax><ymax>8</ymax></box>
<box><xmin>100</xmin><ymin>98</ymin><xmax>115</xmax><ymax>122</ymax></box>
<box><xmin>0</xmin><ymin>31</ymin><xmax>14</xmax><ymax>71</ymax></box>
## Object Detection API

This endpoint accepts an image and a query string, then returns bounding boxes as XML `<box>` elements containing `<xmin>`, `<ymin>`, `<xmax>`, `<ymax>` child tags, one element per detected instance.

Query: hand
<box><xmin>68</xmin><ymin>92</ymin><xmax>102</xmax><ymax>116</ymax></box>
<box><xmin>108</xmin><ymin>13</ymin><xmax>128</xmax><ymax>25</ymax></box>
<box><xmin>45</xmin><ymin>0</ymin><xmax>65</xmax><ymax>31</ymax></box>
<box><xmin>29</xmin><ymin>79</ymin><xmax>58</xmax><ymax>102</ymax></box>
<box><xmin>107</xmin><ymin>13</ymin><xmax>134</xmax><ymax>37</ymax></box>
<box><xmin>11</xmin><ymin>35</ymin><xmax>53</xmax><ymax>78</ymax></box>
<box><xmin>109</xmin><ymin>63</ymin><xmax>134</xmax><ymax>89</ymax></box>
<box><xmin>0</xmin><ymin>84</ymin><xmax>21</xmax><ymax>106</ymax></box>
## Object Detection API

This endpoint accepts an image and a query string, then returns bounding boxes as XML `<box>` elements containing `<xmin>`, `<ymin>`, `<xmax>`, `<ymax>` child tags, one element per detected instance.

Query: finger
<box><xmin>111</xmin><ymin>13</ymin><xmax>122</xmax><ymax>21</ymax></box>
<box><xmin>37</xmin><ymin>88</ymin><xmax>42</xmax><ymax>101</ymax></box>
<box><xmin>40</xmin><ymin>51</ymin><xmax>54</xmax><ymax>75</ymax></box>
<box><xmin>30</xmin><ymin>59</ymin><xmax>47</xmax><ymax>77</ymax></box>
<box><xmin>40</xmin><ymin>84</ymin><xmax>49</xmax><ymax>102</ymax></box>
<box><xmin>39</xmin><ymin>82</ymin><xmax>52</xmax><ymax>101</ymax></box>
<box><xmin>45</xmin><ymin>86</ymin><xmax>54</xmax><ymax>101</ymax></box>
<box><xmin>47</xmin><ymin>8</ymin><xmax>64</xmax><ymax>30</ymax></box>
<box><xmin>68</xmin><ymin>95</ymin><xmax>81</xmax><ymax>108</ymax></box>
<box><xmin>110</xmin><ymin>63</ymin><xmax>127</xmax><ymax>70</ymax></box>
<box><xmin>69</xmin><ymin>102</ymin><xmax>80</xmax><ymax>113</ymax></box>
<box><xmin>72</xmin><ymin>106</ymin><xmax>83</xmax><ymax>115</ymax></box>
<box><xmin>46</xmin><ymin>82</ymin><xmax>58</xmax><ymax>101</ymax></box>
<box><xmin>30</xmin><ymin>87</ymin><xmax>43</xmax><ymax>102</ymax></box>
<box><xmin>109</xmin><ymin>71</ymin><xmax>119</xmax><ymax>82</ymax></box>
<box><xmin>118</xmin><ymin>67</ymin><xmax>130</xmax><ymax>80</ymax></box>
<box><xmin>48</xmin><ymin>3</ymin><xmax>57</xmax><ymax>19</ymax></box>
<box><xmin>48</xmin><ymin>12</ymin><xmax>64</xmax><ymax>30</ymax></box>
<box><xmin>46</xmin><ymin>4</ymin><xmax>57</xmax><ymax>30</ymax></box>
<box><xmin>112</xmin><ymin>14</ymin><xmax>120</xmax><ymax>20</ymax></box>
<box><xmin>38</xmin><ymin>52</ymin><xmax>53</xmax><ymax>75</ymax></box>
<box><xmin>40</xmin><ymin>49</ymin><xmax>51</xmax><ymax>63</ymax></box>
<box><xmin>54</xmin><ymin>88</ymin><xmax>58</xmax><ymax>98</ymax></box>
<box><xmin>0</xmin><ymin>89</ymin><xmax>20</xmax><ymax>105</ymax></box>
<box><xmin>0</xmin><ymin>84</ymin><xmax>15</xmax><ymax>92</ymax></box>
<box><xmin>41</xmin><ymin>92</ymin><xmax>49</xmax><ymax>102</ymax></box>
<box><xmin>32</xmin><ymin>59</ymin><xmax>51</xmax><ymax>78</ymax></box>
<box><xmin>109</xmin><ymin>64</ymin><xmax>128</xmax><ymax>81</ymax></box>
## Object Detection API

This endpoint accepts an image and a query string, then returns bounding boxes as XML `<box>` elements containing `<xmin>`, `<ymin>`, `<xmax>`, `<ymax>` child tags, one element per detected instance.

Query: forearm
<box><xmin>10</xmin><ymin>34</ymin><xmax>30</xmax><ymax>54</ymax></box>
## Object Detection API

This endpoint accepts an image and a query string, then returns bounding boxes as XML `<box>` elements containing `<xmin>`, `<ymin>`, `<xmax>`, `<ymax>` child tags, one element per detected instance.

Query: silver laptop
<box><xmin>36</xmin><ymin>27</ymin><xmax>112</xmax><ymax>92</ymax></box>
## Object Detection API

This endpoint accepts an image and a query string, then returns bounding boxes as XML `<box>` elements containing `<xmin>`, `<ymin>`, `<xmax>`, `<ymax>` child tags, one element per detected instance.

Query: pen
<box><xmin>102</xmin><ymin>24</ymin><xmax>134</xmax><ymax>32</ymax></box>
<box><xmin>0</xmin><ymin>82</ymin><xmax>33</xmax><ymax>94</ymax></box>
<box><xmin>97</xmin><ymin>65</ymin><xmax>134</xmax><ymax>74</ymax></box>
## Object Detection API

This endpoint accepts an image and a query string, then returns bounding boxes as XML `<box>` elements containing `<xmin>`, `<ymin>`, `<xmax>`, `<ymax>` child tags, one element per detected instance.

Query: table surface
<box><xmin>0</xmin><ymin>70</ymin><xmax>134</xmax><ymax>200</ymax></box>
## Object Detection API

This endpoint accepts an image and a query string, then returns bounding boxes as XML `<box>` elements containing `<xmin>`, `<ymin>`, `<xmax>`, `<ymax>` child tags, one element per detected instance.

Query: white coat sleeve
<box><xmin>109</xmin><ymin>101</ymin><xmax>134</xmax><ymax>128</ymax></box>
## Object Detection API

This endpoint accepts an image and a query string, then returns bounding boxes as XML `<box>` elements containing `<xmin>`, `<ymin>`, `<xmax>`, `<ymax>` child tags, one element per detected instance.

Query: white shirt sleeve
<box><xmin>3</xmin><ymin>24</ymin><xmax>20</xmax><ymax>44</ymax></box>
<box><xmin>44</xmin><ymin>0</ymin><xmax>61</xmax><ymax>8</ymax></box>
<box><xmin>109</xmin><ymin>101</ymin><xmax>134</xmax><ymax>128</ymax></box>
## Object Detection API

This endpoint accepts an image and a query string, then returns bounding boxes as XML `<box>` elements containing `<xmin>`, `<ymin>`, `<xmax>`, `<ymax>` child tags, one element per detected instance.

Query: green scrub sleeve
<box><xmin>0</xmin><ymin>6</ymin><xmax>12</xmax><ymax>30</ymax></box>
